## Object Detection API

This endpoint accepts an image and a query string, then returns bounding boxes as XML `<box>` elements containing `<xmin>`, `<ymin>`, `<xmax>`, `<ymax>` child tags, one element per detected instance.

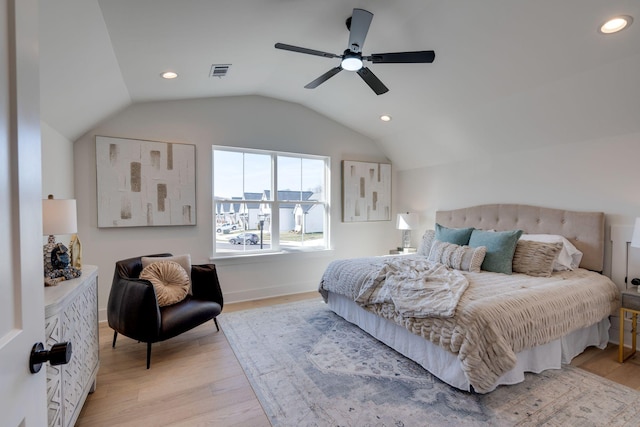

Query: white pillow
<box><xmin>417</xmin><ymin>230</ymin><xmax>435</xmax><ymax>256</ymax></box>
<box><xmin>519</xmin><ymin>234</ymin><xmax>582</xmax><ymax>271</ymax></box>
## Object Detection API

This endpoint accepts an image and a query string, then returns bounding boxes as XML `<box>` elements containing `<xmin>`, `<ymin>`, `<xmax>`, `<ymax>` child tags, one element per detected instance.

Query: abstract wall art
<box><xmin>96</xmin><ymin>136</ymin><xmax>196</xmax><ymax>227</ymax></box>
<box><xmin>342</xmin><ymin>160</ymin><xmax>391</xmax><ymax>222</ymax></box>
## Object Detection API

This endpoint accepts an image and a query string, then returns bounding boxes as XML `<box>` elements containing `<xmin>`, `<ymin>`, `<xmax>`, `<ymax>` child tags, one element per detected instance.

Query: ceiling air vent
<box><xmin>209</xmin><ymin>64</ymin><xmax>230</xmax><ymax>78</ymax></box>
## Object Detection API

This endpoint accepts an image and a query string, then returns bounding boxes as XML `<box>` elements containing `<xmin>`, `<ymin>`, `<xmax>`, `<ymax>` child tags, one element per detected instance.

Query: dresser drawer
<box><xmin>622</xmin><ymin>291</ymin><xmax>640</xmax><ymax>311</ymax></box>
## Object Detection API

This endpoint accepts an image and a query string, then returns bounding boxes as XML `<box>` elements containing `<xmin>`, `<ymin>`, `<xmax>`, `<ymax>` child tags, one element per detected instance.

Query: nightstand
<box><xmin>389</xmin><ymin>247</ymin><xmax>417</xmax><ymax>255</ymax></box>
<box><xmin>619</xmin><ymin>290</ymin><xmax>640</xmax><ymax>363</ymax></box>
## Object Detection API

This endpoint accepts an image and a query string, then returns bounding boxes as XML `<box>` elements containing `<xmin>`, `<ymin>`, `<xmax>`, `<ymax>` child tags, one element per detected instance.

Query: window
<box><xmin>212</xmin><ymin>146</ymin><xmax>329</xmax><ymax>255</ymax></box>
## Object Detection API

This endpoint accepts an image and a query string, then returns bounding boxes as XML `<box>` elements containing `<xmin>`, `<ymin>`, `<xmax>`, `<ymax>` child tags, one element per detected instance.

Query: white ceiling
<box><xmin>39</xmin><ymin>0</ymin><xmax>640</xmax><ymax>171</ymax></box>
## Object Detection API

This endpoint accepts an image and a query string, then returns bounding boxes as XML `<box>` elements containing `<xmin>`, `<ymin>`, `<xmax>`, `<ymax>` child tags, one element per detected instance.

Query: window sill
<box><xmin>210</xmin><ymin>248</ymin><xmax>335</xmax><ymax>266</ymax></box>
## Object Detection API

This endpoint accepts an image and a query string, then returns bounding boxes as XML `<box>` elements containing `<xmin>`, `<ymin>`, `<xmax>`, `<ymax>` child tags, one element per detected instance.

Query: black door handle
<box><xmin>29</xmin><ymin>342</ymin><xmax>72</xmax><ymax>374</ymax></box>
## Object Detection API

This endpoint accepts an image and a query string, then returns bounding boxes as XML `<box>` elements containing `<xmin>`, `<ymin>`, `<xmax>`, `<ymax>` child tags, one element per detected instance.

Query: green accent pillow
<box><xmin>435</xmin><ymin>223</ymin><xmax>474</xmax><ymax>246</ymax></box>
<box><xmin>468</xmin><ymin>229</ymin><xmax>523</xmax><ymax>274</ymax></box>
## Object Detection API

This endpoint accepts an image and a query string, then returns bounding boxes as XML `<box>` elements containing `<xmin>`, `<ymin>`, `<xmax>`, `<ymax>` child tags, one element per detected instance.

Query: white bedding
<box><xmin>320</xmin><ymin>254</ymin><xmax>619</xmax><ymax>393</ymax></box>
<box><xmin>355</xmin><ymin>256</ymin><xmax>468</xmax><ymax>318</ymax></box>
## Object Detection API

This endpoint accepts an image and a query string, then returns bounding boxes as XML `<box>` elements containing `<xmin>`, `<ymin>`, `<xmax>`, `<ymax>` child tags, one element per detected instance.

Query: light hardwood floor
<box><xmin>77</xmin><ymin>292</ymin><xmax>640</xmax><ymax>426</ymax></box>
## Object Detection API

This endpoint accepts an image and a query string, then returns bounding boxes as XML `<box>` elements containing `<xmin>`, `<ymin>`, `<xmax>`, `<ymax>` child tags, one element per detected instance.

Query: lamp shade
<box><xmin>43</xmin><ymin>198</ymin><xmax>77</xmax><ymax>236</ymax></box>
<box><xmin>631</xmin><ymin>217</ymin><xmax>640</xmax><ymax>248</ymax></box>
<box><xmin>396</xmin><ymin>212</ymin><xmax>418</xmax><ymax>230</ymax></box>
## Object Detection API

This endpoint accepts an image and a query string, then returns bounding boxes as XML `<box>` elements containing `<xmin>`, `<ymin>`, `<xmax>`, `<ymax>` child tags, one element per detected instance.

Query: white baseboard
<box><xmin>222</xmin><ymin>281</ymin><xmax>318</xmax><ymax>304</ymax></box>
<box><xmin>97</xmin><ymin>281</ymin><xmax>318</xmax><ymax>323</ymax></box>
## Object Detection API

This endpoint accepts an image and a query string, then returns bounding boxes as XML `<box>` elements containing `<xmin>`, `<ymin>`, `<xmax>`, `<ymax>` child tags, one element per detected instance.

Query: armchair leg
<box><xmin>214</xmin><ymin>317</ymin><xmax>219</xmax><ymax>331</ymax></box>
<box><xmin>146</xmin><ymin>342</ymin><xmax>152</xmax><ymax>369</ymax></box>
<box><xmin>112</xmin><ymin>331</ymin><xmax>118</xmax><ymax>348</ymax></box>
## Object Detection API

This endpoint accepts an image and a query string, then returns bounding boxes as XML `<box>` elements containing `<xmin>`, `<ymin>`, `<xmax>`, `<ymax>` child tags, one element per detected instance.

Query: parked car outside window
<box><xmin>229</xmin><ymin>233</ymin><xmax>260</xmax><ymax>245</ymax></box>
<box><xmin>216</xmin><ymin>223</ymin><xmax>237</xmax><ymax>233</ymax></box>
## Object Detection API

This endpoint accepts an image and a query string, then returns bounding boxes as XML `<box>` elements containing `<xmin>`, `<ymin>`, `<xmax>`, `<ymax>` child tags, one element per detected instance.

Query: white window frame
<box><xmin>212</xmin><ymin>146</ymin><xmax>330</xmax><ymax>257</ymax></box>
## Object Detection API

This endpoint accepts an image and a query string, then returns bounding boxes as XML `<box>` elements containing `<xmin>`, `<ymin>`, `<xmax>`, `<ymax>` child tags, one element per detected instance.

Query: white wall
<box><xmin>73</xmin><ymin>95</ymin><xmax>397</xmax><ymax>320</ymax></box>
<box><xmin>396</xmin><ymin>131</ymin><xmax>640</xmax><ymax>280</ymax></box>
<box><xmin>41</xmin><ymin>121</ymin><xmax>74</xmax><ymax>199</ymax></box>
<box><xmin>41</xmin><ymin>121</ymin><xmax>76</xmax><ymax>247</ymax></box>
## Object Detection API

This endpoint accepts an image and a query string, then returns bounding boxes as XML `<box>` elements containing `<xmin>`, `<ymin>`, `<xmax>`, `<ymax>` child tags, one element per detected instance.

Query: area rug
<box><xmin>220</xmin><ymin>299</ymin><xmax>640</xmax><ymax>426</ymax></box>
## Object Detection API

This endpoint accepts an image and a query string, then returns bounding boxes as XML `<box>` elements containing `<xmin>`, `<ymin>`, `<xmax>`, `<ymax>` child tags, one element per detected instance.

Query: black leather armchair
<box><xmin>108</xmin><ymin>253</ymin><xmax>223</xmax><ymax>368</ymax></box>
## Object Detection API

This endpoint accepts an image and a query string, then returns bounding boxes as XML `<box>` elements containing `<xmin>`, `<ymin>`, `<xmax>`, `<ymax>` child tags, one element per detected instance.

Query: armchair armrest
<box><xmin>107</xmin><ymin>276</ymin><xmax>161</xmax><ymax>342</ymax></box>
<box><xmin>191</xmin><ymin>264</ymin><xmax>224</xmax><ymax>309</ymax></box>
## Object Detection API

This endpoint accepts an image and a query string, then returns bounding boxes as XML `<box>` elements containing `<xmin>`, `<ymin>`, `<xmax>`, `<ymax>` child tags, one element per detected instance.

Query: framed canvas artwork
<box><xmin>342</xmin><ymin>160</ymin><xmax>391</xmax><ymax>222</ymax></box>
<box><xmin>96</xmin><ymin>136</ymin><xmax>196</xmax><ymax>227</ymax></box>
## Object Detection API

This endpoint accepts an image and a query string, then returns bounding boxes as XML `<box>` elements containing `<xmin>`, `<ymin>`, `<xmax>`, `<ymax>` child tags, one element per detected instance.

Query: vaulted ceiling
<box><xmin>39</xmin><ymin>0</ymin><xmax>640</xmax><ymax>170</ymax></box>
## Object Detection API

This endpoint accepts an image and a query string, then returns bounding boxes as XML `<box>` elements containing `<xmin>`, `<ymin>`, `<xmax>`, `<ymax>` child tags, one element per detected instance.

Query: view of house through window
<box><xmin>212</xmin><ymin>146</ymin><xmax>329</xmax><ymax>254</ymax></box>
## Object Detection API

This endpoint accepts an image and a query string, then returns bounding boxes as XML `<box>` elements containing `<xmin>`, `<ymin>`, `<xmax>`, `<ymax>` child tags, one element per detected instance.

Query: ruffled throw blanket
<box><xmin>355</xmin><ymin>257</ymin><xmax>468</xmax><ymax>318</ymax></box>
<box><xmin>319</xmin><ymin>255</ymin><xmax>619</xmax><ymax>393</ymax></box>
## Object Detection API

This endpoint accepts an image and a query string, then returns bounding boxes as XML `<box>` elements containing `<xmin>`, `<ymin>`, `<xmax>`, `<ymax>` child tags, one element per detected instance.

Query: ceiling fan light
<box><xmin>341</xmin><ymin>56</ymin><xmax>363</xmax><ymax>71</ymax></box>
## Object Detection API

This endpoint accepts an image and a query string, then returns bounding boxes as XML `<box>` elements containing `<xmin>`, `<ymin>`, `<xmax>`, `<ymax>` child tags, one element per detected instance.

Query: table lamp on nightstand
<box><xmin>396</xmin><ymin>212</ymin><xmax>418</xmax><ymax>249</ymax></box>
<box><xmin>631</xmin><ymin>218</ymin><xmax>640</xmax><ymax>292</ymax></box>
<box><xmin>631</xmin><ymin>218</ymin><xmax>640</xmax><ymax>249</ymax></box>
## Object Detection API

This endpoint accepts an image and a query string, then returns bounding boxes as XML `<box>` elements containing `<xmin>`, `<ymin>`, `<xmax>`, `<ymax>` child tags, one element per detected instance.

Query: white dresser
<box><xmin>44</xmin><ymin>265</ymin><xmax>99</xmax><ymax>427</ymax></box>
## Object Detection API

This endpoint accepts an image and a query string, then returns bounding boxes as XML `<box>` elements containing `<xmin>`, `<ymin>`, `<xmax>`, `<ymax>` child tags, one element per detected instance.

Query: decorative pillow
<box><xmin>140</xmin><ymin>260</ymin><xmax>190</xmax><ymax>307</ymax></box>
<box><xmin>468</xmin><ymin>229</ymin><xmax>523</xmax><ymax>274</ymax></box>
<box><xmin>435</xmin><ymin>223</ymin><xmax>475</xmax><ymax>246</ymax></box>
<box><xmin>512</xmin><ymin>240</ymin><xmax>563</xmax><ymax>277</ymax></box>
<box><xmin>142</xmin><ymin>254</ymin><xmax>192</xmax><ymax>293</ymax></box>
<box><xmin>519</xmin><ymin>234</ymin><xmax>583</xmax><ymax>271</ymax></box>
<box><xmin>428</xmin><ymin>240</ymin><xmax>487</xmax><ymax>272</ymax></box>
<box><xmin>417</xmin><ymin>229</ymin><xmax>435</xmax><ymax>256</ymax></box>
<box><xmin>142</xmin><ymin>254</ymin><xmax>191</xmax><ymax>278</ymax></box>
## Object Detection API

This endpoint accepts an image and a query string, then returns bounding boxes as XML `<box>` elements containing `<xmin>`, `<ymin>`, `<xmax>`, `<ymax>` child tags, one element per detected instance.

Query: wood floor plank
<box><xmin>77</xmin><ymin>291</ymin><xmax>632</xmax><ymax>425</ymax></box>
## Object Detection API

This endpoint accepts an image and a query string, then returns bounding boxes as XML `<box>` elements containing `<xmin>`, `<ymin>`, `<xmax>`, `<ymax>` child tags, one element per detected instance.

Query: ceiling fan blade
<box><xmin>305</xmin><ymin>67</ymin><xmax>343</xmax><ymax>89</ymax></box>
<box><xmin>366</xmin><ymin>50</ymin><xmax>436</xmax><ymax>64</ymax></box>
<box><xmin>275</xmin><ymin>43</ymin><xmax>340</xmax><ymax>59</ymax></box>
<box><xmin>348</xmin><ymin>9</ymin><xmax>373</xmax><ymax>53</ymax></box>
<box><xmin>356</xmin><ymin>67</ymin><xmax>389</xmax><ymax>95</ymax></box>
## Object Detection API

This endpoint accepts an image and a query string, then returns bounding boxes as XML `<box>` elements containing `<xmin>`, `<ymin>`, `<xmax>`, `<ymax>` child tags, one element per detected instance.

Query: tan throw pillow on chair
<box><xmin>140</xmin><ymin>260</ymin><xmax>190</xmax><ymax>307</ymax></box>
<box><xmin>142</xmin><ymin>254</ymin><xmax>192</xmax><ymax>294</ymax></box>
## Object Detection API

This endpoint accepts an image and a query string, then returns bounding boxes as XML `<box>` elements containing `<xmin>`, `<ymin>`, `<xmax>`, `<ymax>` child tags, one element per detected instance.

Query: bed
<box><xmin>319</xmin><ymin>204</ymin><xmax>620</xmax><ymax>393</ymax></box>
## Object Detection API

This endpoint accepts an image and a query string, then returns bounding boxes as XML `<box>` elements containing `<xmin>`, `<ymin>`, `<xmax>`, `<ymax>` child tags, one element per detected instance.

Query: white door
<box><xmin>0</xmin><ymin>0</ymin><xmax>47</xmax><ymax>425</ymax></box>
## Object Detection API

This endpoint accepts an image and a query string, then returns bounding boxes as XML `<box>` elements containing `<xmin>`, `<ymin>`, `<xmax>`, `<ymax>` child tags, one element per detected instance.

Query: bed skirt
<box><xmin>326</xmin><ymin>292</ymin><xmax>609</xmax><ymax>393</ymax></box>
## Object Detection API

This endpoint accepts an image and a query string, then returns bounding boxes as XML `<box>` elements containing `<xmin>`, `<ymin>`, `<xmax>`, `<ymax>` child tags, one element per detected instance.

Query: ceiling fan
<box><xmin>275</xmin><ymin>8</ymin><xmax>435</xmax><ymax>95</ymax></box>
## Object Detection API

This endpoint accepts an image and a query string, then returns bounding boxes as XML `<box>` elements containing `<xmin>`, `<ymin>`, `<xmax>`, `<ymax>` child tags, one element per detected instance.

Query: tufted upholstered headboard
<box><xmin>435</xmin><ymin>204</ymin><xmax>605</xmax><ymax>272</ymax></box>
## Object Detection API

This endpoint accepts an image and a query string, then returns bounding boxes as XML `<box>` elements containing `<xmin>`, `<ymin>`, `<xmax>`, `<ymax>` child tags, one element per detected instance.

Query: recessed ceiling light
<box><xmin>161</xmin><ymin>71</ymin><xmax>178</xmax><ymax>79</ymax></box>
<box><xmin>380</xmin><ymin>115</ymin><xmax>392</xmax><ymax>122</ymax></box>
<box><xmin>599</xmin><ymin>15</ymin><xmax>633</xmax><ymax>34</ymax></box>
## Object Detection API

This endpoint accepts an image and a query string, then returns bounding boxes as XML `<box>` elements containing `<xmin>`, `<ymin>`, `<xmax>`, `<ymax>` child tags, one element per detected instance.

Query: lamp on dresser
<box><xmin>42</xmin><ymin>194</ymin><xmax>81</xmax><ymax>285</ymax></box>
